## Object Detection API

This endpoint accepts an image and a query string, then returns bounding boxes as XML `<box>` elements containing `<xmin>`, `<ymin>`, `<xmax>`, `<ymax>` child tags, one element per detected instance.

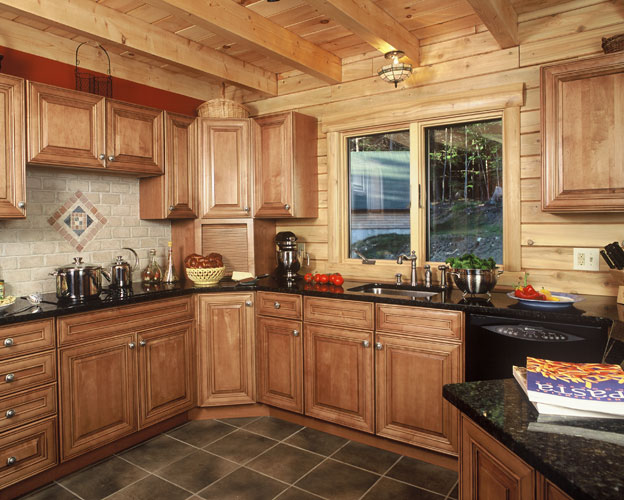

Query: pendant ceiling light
<box><xmin>377</xmin><ymin>50</ymin><xmax>412</xmax><ymax>88</ymax></box>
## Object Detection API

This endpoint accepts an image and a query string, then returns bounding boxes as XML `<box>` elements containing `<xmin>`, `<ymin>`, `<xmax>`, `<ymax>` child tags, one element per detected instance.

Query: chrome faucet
<box><xmin>353</xmin><ymin>249</ymin><xmax>376</xmax><ymax>265</ymax></box>
<box><xmin>396</xmin><ymin>250</ymin><xmax>418</xmax><ymax>286</ymax></box>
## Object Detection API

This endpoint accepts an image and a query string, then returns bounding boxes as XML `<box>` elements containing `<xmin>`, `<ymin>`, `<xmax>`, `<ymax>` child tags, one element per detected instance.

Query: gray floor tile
<box><xmin>197</xmin><ymin>467</ymin><xmax>287</xmax><ymax>500</ymax></box>
<box><xmin>204</xmin><ymin>429</ymin><xmax>277</xmax><ymax>464</ymax></box>
<box><xmin>386</xmin><ymin>457</ymin><xmax>458</xmax><ymax>496</ymax></box>
<box><xmin>118</xmin><ymin>434</ymin><xmax>195</xmax><ymax>472</ymax></box>
<box><xmin>243</xmin><ymin>417</ymin><xmax>303</xmax><ymax>441</ymax></box>
<box><xmin>362</xmin><ymin>477</ymin><xmax>445</xmax><ymax>500</ymax></box>
<box><xmin>295</xmin><ymin>459</ymin><xmax>380</xmax><ymax>500</ymax></box>
<box><xmin>157</xmin><ymin>450</ymin><xmax>239</xmax><ymax>492</ymax></box>
<box><xmin>447</xmin><ymin>481</ymin><xmax>459</xmax><ymax>499</ymax></box>
<box><xmin>19</xmin><ymin>483</ymin><xmax>79</xmax><ymax>500</ymax></box>
<box><xmin>105</xmin><ymin>475</ymin><xmax>191</xmax><ymax>500</ymax></box>
<box><xmin>217</xmin><ymin>416</ymin><xmax>261</xmax><ymax>428</ymax></box>
<box><xmin>332</xmin><ymin>441</ymin><xmax>400</xmax><ymax>474</ymax></box>
<box><xmin>284</xmin><ymin>427</ymin><xmax>348</xmax><ymax>456</ymax></box>
<box><xmin>58</xmin><ymin>456</ymin><xmax>148</xmax><ymax>500</ymax></box>
<box><xmin>167</xmin><ymin>420</ymin><xmax>236</xmax><ymax>447</ymax></box>
<box><xmin>247</xmin><ymin>443</ymin><xmax>324</xmax><ymax>484</ymax></box>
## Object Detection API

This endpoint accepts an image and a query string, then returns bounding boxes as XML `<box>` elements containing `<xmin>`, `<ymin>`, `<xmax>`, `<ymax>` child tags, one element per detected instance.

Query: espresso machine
<box><xmin>274</xmin><ymin>231</ymin><xmax>301</xmax><ymax>281</ymax></box>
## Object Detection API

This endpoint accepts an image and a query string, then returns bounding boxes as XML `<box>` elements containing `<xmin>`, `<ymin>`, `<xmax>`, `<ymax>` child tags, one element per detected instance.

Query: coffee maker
<box><xmin>274</xmin><ymin>231</ymin><xmax>301</xmax><ymax>280</ymax></box>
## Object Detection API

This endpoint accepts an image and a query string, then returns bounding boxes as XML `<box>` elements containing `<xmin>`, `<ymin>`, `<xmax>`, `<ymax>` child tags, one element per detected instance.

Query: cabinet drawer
<box><xmin>376</xmin><ymin>304</ymin><xmax>463</xmax><ymax>341</ymax></box>
<box><xmin>257</xmin><ymin>292</ymin><xmax>302</xmax><ymax>320</ymax></box>
<box><xmin>304</xmin><ymin>297</ymin><xmax>373</xmax><ymax>330</ymax></box>
<box><xmin>0</xmin><ymin>351</ymin><xmax>56</xmax><ymax>397</ymax></box>
<box><xmin>0</xmin><ymin>384</ymin><xmax>57</xmax><ymax>433</ymax></box>
<box><xmin>0</xmin><ymin>319</ymin><xmax>55</xmax><ymax>361</ymax></box>
<box><xmin>58</xmin><ymin>296</ymin><xmax>193</xmax><ymax>345</ymax></box>
<box><xmin>0</xmin><ymin>416</ymin><xmax>58</xmax><ymax>489</ymax></box>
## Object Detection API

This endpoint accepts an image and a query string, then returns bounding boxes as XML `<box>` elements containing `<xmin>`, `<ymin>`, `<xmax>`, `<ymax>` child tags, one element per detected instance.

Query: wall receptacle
<box><xmin>573</xmin><ymin>248</ymin><xmax>600</xmax><ymax>271</ymax></box>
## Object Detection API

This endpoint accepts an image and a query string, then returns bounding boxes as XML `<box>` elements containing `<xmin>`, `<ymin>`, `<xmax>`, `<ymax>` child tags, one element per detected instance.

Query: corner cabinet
<box><xmin>253</xmin><ymin>112</ymin><xmax>318</xmax><ymax>218</ymax></box>
<box><xmin>196</xmin><ymin>293</ymin><xmax>256</xmax><ymax>406</ymax></box>
<box><xmin>0</xmin><ymin>74</ymin><xmax>26</xmax><ymax>219</ymax></box>
<box><xmin>541</xmin><ymin>52</ymin><xmax>624</xmax><ymax>211</ymax></box>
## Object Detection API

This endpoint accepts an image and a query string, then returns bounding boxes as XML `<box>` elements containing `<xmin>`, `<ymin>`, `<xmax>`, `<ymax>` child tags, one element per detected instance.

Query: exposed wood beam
<box><xmin>304</xmin><ymin>0</ymin><xmax>420</xmax><ymax>66</ymax></box>
<box><xmin>143</xmin><ymin>0</ymin><xmax>342</xmax><ymax>84</ymax></box>
<box><xmin>464</xmin><ymin>0</ymin><xmax>518</xmax><ymax>48</ymax></box>
<box><xmin>0</xmin><ymin>0</ymin><xmax>278</xmax><ymax>95</ymax></box>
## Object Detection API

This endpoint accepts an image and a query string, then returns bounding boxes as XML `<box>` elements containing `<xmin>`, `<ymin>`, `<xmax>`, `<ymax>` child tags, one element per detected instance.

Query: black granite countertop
<box><xmin>443</xmin><ymin>379</ymin><xmax>624</xmax><ymax>500</ymax></box>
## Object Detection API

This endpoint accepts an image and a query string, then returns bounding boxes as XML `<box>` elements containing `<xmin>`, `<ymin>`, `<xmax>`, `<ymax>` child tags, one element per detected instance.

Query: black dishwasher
<box><xmin>465</xmin><ymin>313</ymin><xmax>609</xmax><ymax>382</ymax></box>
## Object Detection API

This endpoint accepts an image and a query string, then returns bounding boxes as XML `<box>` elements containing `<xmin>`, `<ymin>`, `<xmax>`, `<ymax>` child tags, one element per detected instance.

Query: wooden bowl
<box><xmin>185</xmin><ymin>266</ymin><xmax>225</xmax><ymax>285</ymax></box>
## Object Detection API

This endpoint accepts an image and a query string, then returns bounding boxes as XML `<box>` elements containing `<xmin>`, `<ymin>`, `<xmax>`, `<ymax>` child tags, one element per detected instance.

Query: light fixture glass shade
<box><xmin>377</xmin><ymin>50</ymin><xmax>412</xmax><ymax>88</ymax></box>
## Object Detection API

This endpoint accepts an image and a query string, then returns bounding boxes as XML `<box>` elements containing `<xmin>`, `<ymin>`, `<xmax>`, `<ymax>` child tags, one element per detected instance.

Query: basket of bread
<box><xmin>184</xmin><ymin>252</ymin><xmax>225</xmax><ymax>285</ymax></box>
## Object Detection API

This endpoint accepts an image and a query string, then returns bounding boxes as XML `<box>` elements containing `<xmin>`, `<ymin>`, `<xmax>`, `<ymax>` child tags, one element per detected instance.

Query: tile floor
<box><xmin>20</xmin><ymin>417</ymin><xmax>459</xmax><ymax>500</ymax></box>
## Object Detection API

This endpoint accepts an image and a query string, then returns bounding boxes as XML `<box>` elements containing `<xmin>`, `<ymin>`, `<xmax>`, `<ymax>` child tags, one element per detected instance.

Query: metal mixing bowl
<box><xmin>450</xmin><ymin>268</ymin><xmax>503</xmax><ymax>295</ymax></box>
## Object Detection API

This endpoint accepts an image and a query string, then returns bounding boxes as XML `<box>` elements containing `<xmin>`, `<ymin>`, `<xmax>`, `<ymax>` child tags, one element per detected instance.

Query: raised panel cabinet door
<box><xmin>197</xmin><ymin>293</ymin><xmax>255</xmax><ymax>406</ymax></box>
<box><xmin>137</xmin><ymin>321</ymin><xmax>194</xmax><ymax>428</ymax></box>
<box><xmin>139</xmin><ymin>112</ymin><xmax>198</xmax><ymax>219</ymax></box>
<box><xmin>304</xmin><ymin>323</ymin><xmax>374</xmax><ymax>433</ymax></box>
<box><xmin>537</xmin><ymin>474</ymin><xmax>575</xmax><ymax>500</ymax></box>
<box><xmin>106</xmin><ymin>99</ymin><xmax>164</xmax><ymax>175</ymax></box>
<box><xmin>375</xmin><ymin>334</ymin><xmax>462</xmax><ymax>455</ymax></box>
<box><xmin>0</xmin><ymin>74</ymin><xmax>26</xmax><ymax>218</ymax></box>
<box><xmin>199</xmin><ymin>118</ymin><xmax>251</xmax><ymax>218</ymax></box>
<box><xmin>256</xmin><ymin>316</ymin><xmax>303</xmax><ymax>413</ymax></box>
<box><xmin>460</xmin><ymin>416</ymin><xmax>534</xmax><ymax>500</ymax></box>
<box><xmin>27</xmin><ymin>81</ymin><xmax>106</xmax><ymax>170</ymax></box>
<box><xmin>58</xmin><ymin>334</ymin><xmax>137</xmax><ymax>461</ymax></box>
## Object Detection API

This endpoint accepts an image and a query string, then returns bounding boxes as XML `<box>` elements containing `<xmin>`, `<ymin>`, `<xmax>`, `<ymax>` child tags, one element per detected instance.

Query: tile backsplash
<box><xmin>0</xmin><ymin>167</ymin><xmax>171</xmax><ymax>297</ymax></box>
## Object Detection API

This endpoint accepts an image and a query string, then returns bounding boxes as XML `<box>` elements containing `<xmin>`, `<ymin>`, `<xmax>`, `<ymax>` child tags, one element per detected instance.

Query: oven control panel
<box><xmin>484</xmin><ymin>325</ymin><xmax>583</xmax><ymax>342</ymax></box>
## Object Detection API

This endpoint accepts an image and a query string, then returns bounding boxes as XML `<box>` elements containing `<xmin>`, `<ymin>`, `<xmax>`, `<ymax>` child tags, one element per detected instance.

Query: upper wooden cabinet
<box><xmin>139</xmin><ymin>112</ymin><xmax>199</xmax><ymax>219</ymax></box>
<box><xmin>542</xmin><ymin>53</ymin><xmax>624</xmax><ymax>212</ymax></box>
<box><xmin>26</xmin><ymin>82</ymin><xmax>163</xmax><ymax>176</ymax></box>
<box><xmin>253</xmin><ymin>112</ymin><xmax>318</xmax><ymax>218</ymax></box>
<box><xmin>0</xmin><ymin>74</ymin><xmax>26</xmax><ymax>219</ymax></box>
<box><xmin>199</xmin><ymin>118</ymin><xmax>252</xmax><ymax>218</ymax></box>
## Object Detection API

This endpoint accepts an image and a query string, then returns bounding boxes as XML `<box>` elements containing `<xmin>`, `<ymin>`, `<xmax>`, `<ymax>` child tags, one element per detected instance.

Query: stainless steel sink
<box><xmin>347</xmin><ymin>283</ymin><xmax>441</xmax><ymax>299</ymax></box>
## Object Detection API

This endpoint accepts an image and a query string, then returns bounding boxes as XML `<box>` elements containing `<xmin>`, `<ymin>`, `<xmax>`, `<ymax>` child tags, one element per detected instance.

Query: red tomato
<box><xmin>313</xmin><ymin>273</ymin><xmax>322</xmax><ymax>282</ymax></box>
<box><xmin>303</xmin><ymin>283</ymin><xmax>314</xmax><ymax>291</ymax></box>
<box><xmin>313</xmin><ymin>283</ymin><xmax>322</xmax><ymax>291</ymax></box>
<box><xmin>304</xmin><ymin>272</ymin><xmax>313</xmax><ymax>283</ymax></box>
<box><xmin>330</xmin><ymin>273</ymin><xmax>344</xmax><ymax>286</ymax></box>
<box><xmin>333</xmin><ymin>286</ymin><xmax>344</xmax><ymax>294</ymax></box>
<box><xmin>319</xmin><ymin>284</ymin><xmax>329</xmax><ymax>292</ymax></box>
<box><xmin>318</xmin><ymin>274</ymin><xmax>329</xmax><ymax>283</ymax></box>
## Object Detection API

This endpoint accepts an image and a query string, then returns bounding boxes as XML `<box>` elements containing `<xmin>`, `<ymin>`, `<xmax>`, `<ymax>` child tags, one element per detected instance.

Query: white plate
<box><xmin>506</xmin><ymin>291</ymin><xmax>584</xmax><ymax>309</ymax></box>
<box><xmin>0</xmin><ymin>297</ymin><xmax>16</xmax><ymax>310</ymax></box>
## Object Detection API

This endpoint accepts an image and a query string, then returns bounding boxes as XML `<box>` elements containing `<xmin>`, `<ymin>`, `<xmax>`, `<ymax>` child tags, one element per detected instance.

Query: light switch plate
<box><xmin>573</xmin><ymin>248</ymin><xmax>600</xmax><ymax>271</ymax></box>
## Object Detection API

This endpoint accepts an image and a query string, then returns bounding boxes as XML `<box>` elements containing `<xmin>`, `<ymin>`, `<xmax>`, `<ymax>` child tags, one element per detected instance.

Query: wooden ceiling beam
<box><xmin>143</xmin><ymin>0</ymin><xmax>343</xmax><ymax>84</ymax></box>
<box><xmin>304</xmin><ymin>0</ymin><xmax>420</xmax><ymax>66</ymax></box>
<box><xmin>0</xmin><ymin>0</ymin><xmax>278</xmax><ymax>95</ymax></box>
<box><xmin>464</xmin><ymin>0</ymin><xmax>518</xmax><ymax>48</ymax></box>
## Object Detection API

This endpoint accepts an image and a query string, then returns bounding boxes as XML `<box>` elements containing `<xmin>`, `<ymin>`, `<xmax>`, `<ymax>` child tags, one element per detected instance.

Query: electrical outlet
<box><xmin>573</xmin><ymin>248</ymin><xmax>600</xmax><ymax>271</ymax></box>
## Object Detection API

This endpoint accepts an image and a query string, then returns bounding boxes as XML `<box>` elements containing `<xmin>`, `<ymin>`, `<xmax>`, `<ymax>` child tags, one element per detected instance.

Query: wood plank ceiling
<box><xmin>0</xmin><ymin>0</ymin><xmax>572</xmax><ymax>99</ymax></box>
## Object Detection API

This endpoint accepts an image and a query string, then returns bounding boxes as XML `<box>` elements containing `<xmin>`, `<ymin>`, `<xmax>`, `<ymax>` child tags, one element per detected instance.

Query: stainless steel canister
<box><xmin>50</xmin><ymin>257</ymin><xmax>111</xmax><ymax>301</ymax></box>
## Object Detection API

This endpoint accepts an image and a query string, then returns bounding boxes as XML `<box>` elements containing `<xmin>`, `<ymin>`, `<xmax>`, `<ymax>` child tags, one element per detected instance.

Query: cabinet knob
<box><xmin>284</xmin><ymin>204</ymin><xmax>290</xmax><ymax>211</ymax></box>
<box><xmin>3</xmin><ymin>338</ymin><xmax>14</xmax><ymax>347</ymax></box>
<box><xmin>139</xmin><ymin>340</ymin><xmax>147</xmax><ymax>347</ymax></box>
<box><xmin>362</xmin><ymin>340</ymin><xmax>370</xmax><ymax>348</ymax></box>
<box><xmin>108</xmin><ymin>155</ymin><xmax>115</xmax><ymax>162</ymax></box>
<box><xmin>5</xmin><ymin>373</ymin><xmax>15</xmax><ymax>383</ymax></box>
<box><xmin>17</xmin><ymin>201</ymin><xmax>25</xmax><ymax>209</ymax></box>
<box><xmin>6</xmin><ymin>456</ymin><xmax>16</xmax><ymax>466</ymax></box>
<box><xmin>245</xmin><ymin>300</ymin><xmax>253</xmax><ymax>307</ymax></box>
<box><xmin>169</xmin><ymin>205</ymin><xmax>175</xmax><ymax>212</ymax></box>
<box><xmin>244</xmin><ymin>206</ymin><xmax>250</xmax><ymax>212</ymax></box>
<box><xmin>273</xmin><ymin>301</ymin><xmax>280</xmax><ymax>309</ymax></box>
<box><xmin>5</xmin><ymin>409</ymin><xmax>15</xmax><ymax>418</ymax></box>
<box><xmin>292</xmin><ymin>329</ymin><xmax>299</xmax><ymax>337</ymax></box>
<box><xmin>128</xmin><ymin>342</ymin><xmax>136</xmax><ymax>349</ymax></box>
<box><xmin>99</xmin><ymin>154</ymin><xmax>105</xmax><ymax>160</ymax></box>
<box><xmin>375</xmin><ymin>342</ymin><xmax>383</xmax><ymax>350</ymax></box>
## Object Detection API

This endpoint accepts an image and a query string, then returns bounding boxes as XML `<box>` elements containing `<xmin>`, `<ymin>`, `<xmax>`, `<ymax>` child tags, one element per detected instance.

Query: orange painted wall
<box><xmin>0</xmin><ymin>46</ymin><xmax>203</xmax><ymax>116</ymax></box>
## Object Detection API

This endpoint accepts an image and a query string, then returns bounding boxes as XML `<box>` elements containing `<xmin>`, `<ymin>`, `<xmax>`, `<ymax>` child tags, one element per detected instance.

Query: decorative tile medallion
<box><xmin>48</xmin><ymin>191</ymin><xmax>107</xmax><ymax>252</ymax></box>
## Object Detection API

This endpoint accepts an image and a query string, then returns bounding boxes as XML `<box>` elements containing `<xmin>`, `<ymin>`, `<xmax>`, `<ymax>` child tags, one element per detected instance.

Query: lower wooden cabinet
<box><xmin>376</xmin><ymin>333</ymin><xmax>461</xmax><ymax>454</ymax></box>
<box><xmin>304</xmin><ymin>323</ymin><xmax>374</xmax><ymax>433</ymax></box>
<box><xmin>256</xmin><ymin>316</ymin><xmax>303</xmax><ymax>413</ymax></box>
<box><xmin>196</xmin><ymin>293</ymin><xmax>255</xmax><ymax>406</ymax></box>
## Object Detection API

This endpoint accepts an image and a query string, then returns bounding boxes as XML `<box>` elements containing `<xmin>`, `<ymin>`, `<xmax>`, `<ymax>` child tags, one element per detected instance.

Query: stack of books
<box><xmin>513</xmin><ymin>357</ymin><xmax>624</xmax><ymax>418</ymax></box>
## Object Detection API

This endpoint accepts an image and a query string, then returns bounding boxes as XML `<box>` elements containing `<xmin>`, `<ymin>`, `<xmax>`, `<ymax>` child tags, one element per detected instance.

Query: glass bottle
<box><xmin>141</xmin><ymin>249</ymin><xmax>162</xmax><ymax>284</ymax></box>
<box><xmin>163</xmin><ymin>241</ymin><xmax>178</xmax><ymax>283</ymax></box>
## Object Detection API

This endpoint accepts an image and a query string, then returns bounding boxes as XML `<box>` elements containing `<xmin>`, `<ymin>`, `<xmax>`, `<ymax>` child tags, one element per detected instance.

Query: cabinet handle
<box><xmin>362</xmin><ymin>340</ymin><xmax>370</xmax><ymax>348</ymax></box>
<box><xmin>6</xmin><ymin>456</ymin><xmax>16</xmax><ymax>466</ymax></box>
<box><xmin>245</xmin><ymin>300</ymin><xmax>253</xmax><ymax>307</ymax></box>
<box><xmin>108</xmin><ymin>155</ymin><xmax>115</xmax><ymax>162</ymax></box>
<box><xmin>273</xmin><ymin>301</ymin><xmax>280</xmax><ymax>309</ymax></box>
<box><xmin>128</xmin><ymin>342</ymin><xmax>136</xmax><ymax>349</ymax></box>
<box><xmin>292</xmin><ymin>329</ymin><xmax>299</xmax><ymax>337</ymax></box>
<box><xmin>284</xmin><ymin>204</ymin><xmax>290</xmax><ymax>211</ymax></box>
<box><xmin>5</xmin><ymin>409</ymin><xmax>15</xmax><ymax>418</ymax></box>
<box><xmin>5</xmin><ymin>373</ymin><xmax>15</xmax><ymax>383</ymax></box>
<box><xmin>17</xmin><ymin>201</ymin><xmax>25</xmax><ymax>209</ymax></box>
<box><xmin>169</xmin><ymin>205</ymin><xmax>175</xmax><ymax>212</ymax></box>
<box><xmin>375</xmin><ymin>342</ymin><xmax>383</xmax><ymax>350</ymax></box>
<box><xmin>3</xmin><ymin>338</ymin><xmax>14</xmax><ymax>347</ymax></box>
<box><xmin>139</xmin><ymin>340</ymin><xmax>147</xmax><ymax>347</ymax></box>
<box><xmin>99</xmin><ymin>153</ymin><xmax>105</xmax><ymax>160</ymax></box>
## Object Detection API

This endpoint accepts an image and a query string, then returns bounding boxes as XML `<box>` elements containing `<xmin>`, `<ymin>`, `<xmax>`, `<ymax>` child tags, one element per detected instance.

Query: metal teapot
<box><xmin>109</xmin><ymin>247</ymin><xmax>139</xmax><ymax>289</ymax></box>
